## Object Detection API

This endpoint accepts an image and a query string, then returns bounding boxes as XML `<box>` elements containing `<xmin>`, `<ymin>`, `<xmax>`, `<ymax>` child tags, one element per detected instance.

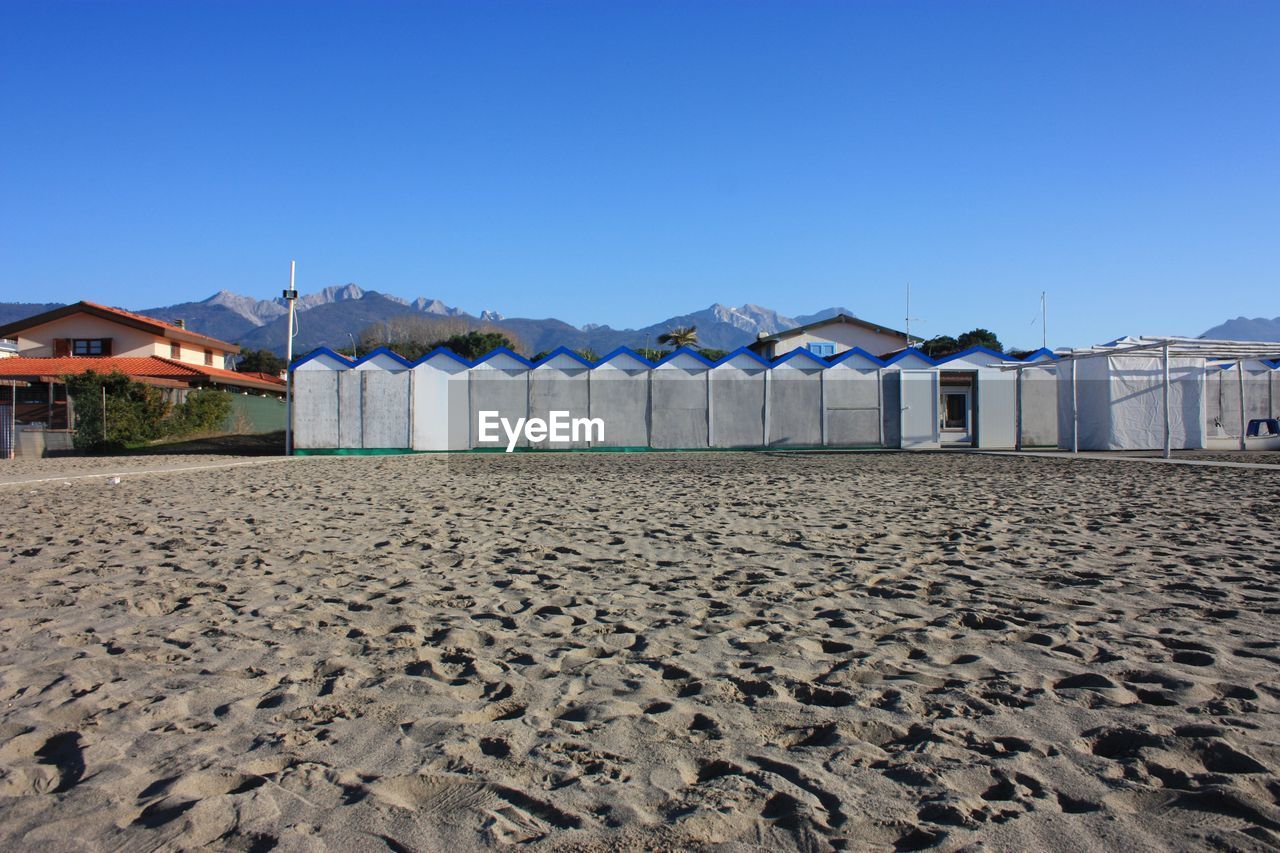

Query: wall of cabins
<box><xmin>292</xmin><ymin>347</ymin><xmax>1064</xmax><ymax>452</ymax></box>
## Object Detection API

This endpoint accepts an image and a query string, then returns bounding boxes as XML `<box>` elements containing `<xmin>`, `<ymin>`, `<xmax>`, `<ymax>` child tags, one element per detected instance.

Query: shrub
<box><xmin>64</xmin><ymin>371</ymin><xmax>169</xmax><ymax>450</ymax></box>
<box><xmin>63</xmin><ymin>371</ymin><xmax>234</xmax><ymax>450</ymax></box>
<box><xmin>169</xmin><ymin>388</ymin><xmax>232</xmax><ymax>436</ymax></box>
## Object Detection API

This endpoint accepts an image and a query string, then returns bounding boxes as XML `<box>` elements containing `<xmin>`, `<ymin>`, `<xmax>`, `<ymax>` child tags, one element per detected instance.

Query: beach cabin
<box><xmin>289</xmin><ymin>343</ymin><xmax>1061</xmax><ymax>454</ymax></box>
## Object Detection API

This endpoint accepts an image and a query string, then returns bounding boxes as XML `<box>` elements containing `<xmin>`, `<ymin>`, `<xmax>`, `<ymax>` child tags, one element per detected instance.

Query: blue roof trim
<box><xmin>471</xmin><ymin>347</ymin><xmax>536</xmax><ymax>368</ymax></box>
<box><xmin>412</xmin><ymin>347</ymin><xmax>474</xmax><ymax>368</ymax></box>
<box><xmin>289</xmin><ymin>342</ymin><xmax>1073</xmax><ymax>375</ymax></box>
<box><xmin>289</xmin><ymin>346</ymin><xmax>354</xmax><ymax>372</ymax></box>
<box><xmin>772</xmin><ymin>347</ymin><xmax>831</xmax><ymax>367</ymax></box>
<box><xmin>936</xmin><ymin>345</ymin><xmax>1007</xmax><ymax>364</ymax></box>
<box><xmin>710</xmin><ymin>346</ymin><xmax>774</xmax><ymax>368</ymax></box>
<box><xmin>350</xmin><ymin>347</ymin><xmax>414</xmax><ymax>369</ymax></box>
<box><xmin>882</xmin><ymin>347</ymin><xmax>940</xmax><ymax>366</ymax></box>
<box><xmin>652</xmin><ymin>347</ymin><xmax>717</xmax><ymax>368</ymax></box>
<box><xmin>531</xmin><ymin>346</ymin><xmax>595</xmax><ymax>368</ymax></box>
<box><xmin>827</xmin><ymin>347</ymin><xmax>889</xmax><ymax>368</ymax></box>
<box><xmin>596</xmin><ymin>346</ymin><xmax>657</xmax><ymax>367</ymax></box>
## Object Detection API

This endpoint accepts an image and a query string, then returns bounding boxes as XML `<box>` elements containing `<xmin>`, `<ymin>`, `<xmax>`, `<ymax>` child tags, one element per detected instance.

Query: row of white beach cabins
<box><xmin>290</xmin><ymin>339</ymin><xmax>1280</xmax><ymax>454</ymax></box>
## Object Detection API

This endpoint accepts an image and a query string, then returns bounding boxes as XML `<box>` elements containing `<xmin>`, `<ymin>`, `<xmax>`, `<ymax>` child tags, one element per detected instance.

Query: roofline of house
<box><xmin>0</xmin><ymin>357</ymin><xmax>284</xmax><ymax>393</ymax></box>
<box><xmin>0</xmin><ymin>301</ymin><xmax>242</xmax><ymax>354</ymax></box>
<box><xmin>750</xmin><ymin>313</ymin><xmax>909</xmax><ymax>346</ymax></box>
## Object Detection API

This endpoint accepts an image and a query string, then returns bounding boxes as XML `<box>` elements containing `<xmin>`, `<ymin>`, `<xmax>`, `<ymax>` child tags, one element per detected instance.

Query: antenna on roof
<box><xmin>1041</xmin><ymin>291</ymin><xmax>1047</xmax><ymax>350</ymax></box>
<box><xmin>905</xmin><ymin>282</ymin><xmax>923</xmax><ymax>347</ymax></box>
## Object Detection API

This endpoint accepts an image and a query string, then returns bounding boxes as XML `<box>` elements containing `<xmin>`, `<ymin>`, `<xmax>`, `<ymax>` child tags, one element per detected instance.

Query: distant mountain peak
<box><xmin>294</xmin><ymin>283</ymin><xmax>365</xmax><ymax>310</ymax></box>
<box><xmin>411</xmin><ymin>297</ymin><xmax>465</xmax><ymax>316</ymax></box>
<box><xmin>694</xmin><ymin>303</ymin><xmax>798</xmax><ymax>336</ymax></box>
<box><xmin>1201</xmin><ymin>316</ymin><xmax>1280</xmax><ymax>342</ymax></box>
<box><xmin>202</xmin><ymin>290</ymin><xmax>286</xmax><ymax>325</ymax></box>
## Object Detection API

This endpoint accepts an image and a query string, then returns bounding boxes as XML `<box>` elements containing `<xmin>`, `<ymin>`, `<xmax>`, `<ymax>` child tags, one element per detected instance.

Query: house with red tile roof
<box><xmin>0</xmin><ymin>301</ymin><xmax>284</xmax><ymax>431</ymax></box>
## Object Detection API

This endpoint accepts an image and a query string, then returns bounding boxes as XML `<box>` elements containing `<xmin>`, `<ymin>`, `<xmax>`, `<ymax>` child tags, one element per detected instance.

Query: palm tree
<box><xmin>657</xmin><ymin>325</ymin><xmax>698</xmax><ymax>350</ymax></box>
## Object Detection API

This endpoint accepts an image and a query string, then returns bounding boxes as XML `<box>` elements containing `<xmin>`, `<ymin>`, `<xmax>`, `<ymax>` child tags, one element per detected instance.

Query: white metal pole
<box><xmin>1041</xmin><ymin>291</ymin><xmax>1047</xmax><ymax>350</ymax></box>
<box><xmin>285</xmin><ymin>260</ymin><xmax>297</xmax><ymax>455</ymax></box>
<box><xmin>905</xmin><ymin>283</ymin><xmax>911</xmax><ymax>347</ymax></box>
<box><xmin>1237</xmin><ymin>359</ymin><xmax>1247</xmax><ymax>451</ymax></box>
<box><xmin>1162</xmin><ymin>343</ymin><xmax>1171</xmax><ymax>459</ymax></box>
<box><xmin>1071</xmin><ymin>359</ymin><xmax>1078</xmax><ymax>454</ymax></box>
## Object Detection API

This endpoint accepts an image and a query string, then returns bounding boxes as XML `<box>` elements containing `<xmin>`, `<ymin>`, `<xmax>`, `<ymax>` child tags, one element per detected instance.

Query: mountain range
<box><xmin>1200</xmin><ymin>316</ymin><xmax>1280</xmax><ymax>342</ymax></box>
<box><xmin>3</xmin><ymin>285</ymin><xmax>1273</xmax><ymax>357</ymax></box>
<box><xmin>0</xmin><ymin>287</ymin><xmax>853</xmax><ymax>358</ymax></box>
<box><xmin>136</xmin><ymin>287</ymin><xmax>859</xmax><ymax>357</ymax></box>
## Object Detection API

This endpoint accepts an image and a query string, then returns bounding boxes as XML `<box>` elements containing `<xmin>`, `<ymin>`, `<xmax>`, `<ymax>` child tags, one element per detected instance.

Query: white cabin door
<box><xmin>899</xmin><ymin>370</ymin><xmax>940</xmax><ymax>449</ymax></box>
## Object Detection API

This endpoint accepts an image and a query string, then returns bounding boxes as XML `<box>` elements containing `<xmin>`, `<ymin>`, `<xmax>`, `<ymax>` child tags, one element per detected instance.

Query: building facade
<box><xmin>749</xmin><ymin>314</ymin><xmax>909</xmax><ymax>360</ymax></box>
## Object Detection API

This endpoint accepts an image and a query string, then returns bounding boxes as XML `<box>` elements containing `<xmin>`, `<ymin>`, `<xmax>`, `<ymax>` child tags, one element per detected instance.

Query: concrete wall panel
<box><xmin>411</xmin><ymin>365</ymin><xmax>469</xmax><ymax>450</ymax></box>
<box><xmin>529</xmin><ymin>371</ymin><xmax>591</xmax><ymax>448</ymax></box>
<box><xmin>589</xmin><ymin>372</ymin><xmax>649</xmax><ymax>447</ymax></box>
<box><xmin>824</xmin><ymin>369</ymin><xmax>881</xmax><ymax>446</ymax></box>
<box><xmin>768</xmin><ymin>371</ymin><xmax>822</xmax><ymax>446</ymax></box>
<box><xmin>976</xmin><ymin>371</ymin><xmax>1016</xmax><ymax>449</ymax></box>
<box><xmin>360</xmin><ymin>370</ymin><xmax>410</xmax><ymax>448</ymax></box>
<box><xmin>1018</xmin><ymin>368</ymin><xmax>1058</xmax><ymax>447</ymax></box>
<box><xmin>470</xmin><ymin>370</ymin><xmax>529</xmax><ymax>449</ymax></box>
<box><xmin>293</xmin><ymin>370</ymin><xmax>339</xmax><ymax>449</ymax></box>
<box><xmin>651</xmin><ymin>370</ymin><xmax>708</xmax><ymax>449</ymax></box>
<box><xmin>710</xmin><ymin>371</ymin><xmax>765</xmax><ymax>448</ymax></box>
<box><xmin>338</xmin><ymin>370</ymin><xmax>363</xmax><ymax>449</ymax></box>
<box><xmin>827</xmin><ymin>409</ymin><xmax>881</xmax><ymax>445</ymax></box>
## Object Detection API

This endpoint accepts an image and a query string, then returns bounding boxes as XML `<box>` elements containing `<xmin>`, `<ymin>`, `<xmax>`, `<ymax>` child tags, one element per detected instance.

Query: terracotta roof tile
<box><xmin>0</xmin><ymin>356</ymin><xmax>285</xmax><ymax>392</ymax></box>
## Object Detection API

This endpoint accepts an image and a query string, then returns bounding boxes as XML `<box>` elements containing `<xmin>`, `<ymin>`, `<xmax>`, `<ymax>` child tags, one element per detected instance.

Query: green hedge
<box><xmin>64</xmin><ymin>371</ymin><xmax>232</xmax><ymax>450</ymax></box>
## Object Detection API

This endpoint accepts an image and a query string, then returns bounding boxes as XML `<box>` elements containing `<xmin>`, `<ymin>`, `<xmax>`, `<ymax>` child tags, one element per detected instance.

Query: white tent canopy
<box><xmin>998</xmin><ymin>337</ymin><xmax>1280</xmax><ymax>457</ymax></box>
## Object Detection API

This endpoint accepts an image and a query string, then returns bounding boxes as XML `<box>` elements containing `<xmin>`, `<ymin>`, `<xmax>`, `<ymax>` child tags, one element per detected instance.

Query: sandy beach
<box><xmin>1</xmin><ymin>452</ymin><xmax>1277</xmax><ymax>851</ymax></box>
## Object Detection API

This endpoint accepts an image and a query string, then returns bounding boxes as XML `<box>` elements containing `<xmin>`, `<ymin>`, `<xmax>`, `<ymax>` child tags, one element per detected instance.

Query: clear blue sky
<box><xmin>2</xmin><ymin>1</ymin><xmax>1277</xmax><ymax>349</ymax></box>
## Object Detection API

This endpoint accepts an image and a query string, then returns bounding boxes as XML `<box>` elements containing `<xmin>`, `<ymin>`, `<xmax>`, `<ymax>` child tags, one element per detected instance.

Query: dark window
<box><xmin>72</xmin><ymin>338</ymin><xmax>110</xmax><ymax>356</ymax></box>
<box><xmin>204</xmin><ymin>348</ymin><xmax>213</xmax><ymax>366</ymax></box>
<box><xmin>171</xmin><ymin>341</ymin><xmax>181</xmax><ymax>358</ymax></box>
<box><xmin>943</xmin><ymin>392</ymin><xmax>968</xmax><ymax>430</ymax></box>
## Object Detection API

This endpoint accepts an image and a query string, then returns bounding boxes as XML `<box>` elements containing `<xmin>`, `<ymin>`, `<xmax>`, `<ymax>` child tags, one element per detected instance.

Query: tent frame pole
<box><xmin>1238</xmin><ymin>359</ymin><xmax>1247</xmax><ymax>451</ymax></box>
<box><xmin>1162</xmin><ymin>343</ymin><xmax>1171</xmax><ymax>459</ymax></box>
<box><xmin>1014</xmin><ymin>366</ymin><xmax>1023</xmax><ymax>451</ymax></box>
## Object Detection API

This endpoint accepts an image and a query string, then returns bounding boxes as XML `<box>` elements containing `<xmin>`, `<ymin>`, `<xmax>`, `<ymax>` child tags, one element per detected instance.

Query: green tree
<box><xmin>657</xmin><ymin>326</ymin><xmax>698</xmax><ymax>349</ymax></box>
<box><xmin>356</xmin><ymin>316</ymin><xmax>527</xmax><ymax>362</ymax></box>
<box><xmin>921</xmin><ymin>336</ymin><xmax>961</xmax><ymax>358</ymax></box>
<box><xmin>436</xmin><ymin>331</ymin><xmax>518</xmax><ymax>361</ymax></box>
<box><xmin>235</xmin><ymin>348</ymin><xmax>286</xmax><ymax>375</ymax></box>
<box><xmin>697</xmin><ymin>348</ymin><xmax>728</xmax><ymax>362</ymax></box>
<box><xmin>956</xmin><ymin>328</ymin><xmax>1003</xmax><ymax>353</ymax></box>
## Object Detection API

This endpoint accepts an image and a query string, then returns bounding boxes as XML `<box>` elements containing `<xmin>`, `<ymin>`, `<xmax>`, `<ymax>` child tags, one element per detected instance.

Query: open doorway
<box><xmin>940</xmin><ymin>372</ymin><xmax>976</xmax><ymax>446</ymax></box>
